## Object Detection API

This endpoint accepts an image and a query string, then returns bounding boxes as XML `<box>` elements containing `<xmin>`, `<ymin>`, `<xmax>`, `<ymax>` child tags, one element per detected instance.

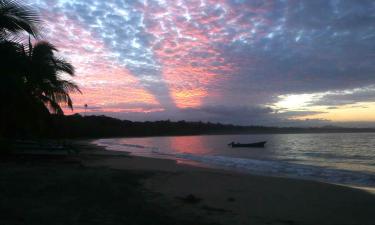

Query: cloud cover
<box><xmin>29</xmin><ymin>0</ymin><xmax>375</xmax><ymax>125</ymax></box>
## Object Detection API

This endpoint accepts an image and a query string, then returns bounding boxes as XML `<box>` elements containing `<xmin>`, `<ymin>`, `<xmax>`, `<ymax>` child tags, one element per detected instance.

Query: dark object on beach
<box><xmin>201</xmin><ymin>205</ymin><xmax>231</xmax><ymax>213</ymax></box>
<box><xmin>228</xmin><ymin>141</ymin><xmax>267</xmax><ymax>148</ymax></box>
<box><xmin>227</xmin><ymin>197</ymin><xmax>235</xmax><ymax>202</ymax></box>
<box><xmin>177</xmin><ymin>194</ymin><xmax>202</xmax><ymax>204</ymax></box>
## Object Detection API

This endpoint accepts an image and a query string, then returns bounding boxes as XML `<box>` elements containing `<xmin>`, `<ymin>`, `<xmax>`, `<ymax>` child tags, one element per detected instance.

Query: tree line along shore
<box><xmin>47</xmin><ymin>114</ymin><xmax>375</xmax><ymax>138</ymax></box>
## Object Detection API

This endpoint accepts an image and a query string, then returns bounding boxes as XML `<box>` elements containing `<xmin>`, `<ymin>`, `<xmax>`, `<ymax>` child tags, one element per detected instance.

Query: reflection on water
<box><xmin>168</xmin><ymin>135</ymin><xmax>209</xmax><ymax>154</ymax></box>
<box><xmin>95</xmin><ymin>133</ymin><xmax>375</xmax><ymax>187</ymax></box>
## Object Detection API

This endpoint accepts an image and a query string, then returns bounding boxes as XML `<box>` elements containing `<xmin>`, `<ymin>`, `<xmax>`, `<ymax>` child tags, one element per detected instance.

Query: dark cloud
<box><xmin>180</xmin><ymin>105</ymin><xmax>275</xmax><ymax>125</ymax></box>
<box><xmin>277</xmin><ymin>110</ymin><xmax>326</xmax><ymax>118</ymax></box>
<box><xmin>83</xmin><ymin>104</ymin><xmax>330</xmax><ymax>127</ymax></box>
<box><xmin>310</xmin><ymin>86</ymin><xmax>375</xmax><ymax>106</ymax></box>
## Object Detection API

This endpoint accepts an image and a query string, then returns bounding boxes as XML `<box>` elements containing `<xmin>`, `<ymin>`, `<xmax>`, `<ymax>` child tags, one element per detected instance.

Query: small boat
<box><xmin>228</xmin><ymin>141</ymin><xmax>266</xmax><ymax>148</ymax></box>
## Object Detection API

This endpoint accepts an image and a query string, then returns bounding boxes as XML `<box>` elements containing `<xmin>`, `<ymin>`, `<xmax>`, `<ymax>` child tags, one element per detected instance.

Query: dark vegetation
<box><xmin>0</xmin><ymin>0</ymin><xmax>80</xmax><ymax>139</ymax></box>
<box><xmin>50</xmin><ymin>114</ymin><xmax>375</xmax><ymax>138</ymax></box>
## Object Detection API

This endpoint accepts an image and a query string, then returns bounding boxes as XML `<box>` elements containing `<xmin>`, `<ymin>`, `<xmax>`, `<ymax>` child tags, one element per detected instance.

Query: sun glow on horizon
<box><xmin>297</xmin><ymin>103</ymin><xmax>375</xmax><ymax>122</ymax></box>
<box><xmin>273</xmin><ymin>93</ymin><xmax>322</xmax><ymax>111</ymax></box>
<box><xmin>273</xmin><ymin>92</ymin><xmax>375</xmax><ymax>122</ymax></box>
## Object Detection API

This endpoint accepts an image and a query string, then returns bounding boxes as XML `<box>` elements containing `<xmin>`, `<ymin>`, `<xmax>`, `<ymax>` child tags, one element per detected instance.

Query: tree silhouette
<box><xmin>22</xmin><ymin>39</ymin><xmax>81</xmax><ymax>114</ymax></box>
<box><xmin>0</xmin><ymin>0</ymin><xmax>39</xmax><ymax>41</ymax></box>
<box><xmin>0</xmin><ymin>1</ymin><xmax>80</xmax><ymax>138</ymax></box>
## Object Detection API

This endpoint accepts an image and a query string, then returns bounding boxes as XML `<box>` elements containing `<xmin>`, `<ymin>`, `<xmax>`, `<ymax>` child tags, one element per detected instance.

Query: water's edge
<box><xmin>93</xmin><ymin>139</ymin><xmax>375</xmax><ymax>190</ymax></box>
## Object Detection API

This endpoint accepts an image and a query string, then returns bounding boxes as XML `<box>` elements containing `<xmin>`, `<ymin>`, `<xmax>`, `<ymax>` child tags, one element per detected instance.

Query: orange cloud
<box><xmin>140</xmin><ymin>0</ymin><xmax>234</xmax><ymax>108</ymax></box>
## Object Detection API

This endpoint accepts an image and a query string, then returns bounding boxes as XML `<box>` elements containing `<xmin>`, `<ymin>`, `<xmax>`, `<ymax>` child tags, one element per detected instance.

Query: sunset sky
<box><xmin>29</xmin><ymin>0</ymin><xmax>375</xmax><ymax>126</ymax></box>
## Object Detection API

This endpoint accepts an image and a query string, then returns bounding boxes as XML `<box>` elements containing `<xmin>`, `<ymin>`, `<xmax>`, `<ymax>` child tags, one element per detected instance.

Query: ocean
<box><xmin>94</xmin><ymin>133</ymin><xmax>375</xmax><ymax>188</ymax></box>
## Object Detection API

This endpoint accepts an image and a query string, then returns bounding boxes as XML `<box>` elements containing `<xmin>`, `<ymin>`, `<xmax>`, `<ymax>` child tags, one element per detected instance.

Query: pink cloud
<box><xmin>40</xmin><ymin>10</ymin><xmax>161</xmax><ymax>114</ymax></box>
<box><xmin>140</xmin><ymin>0</ymin><xmax>235</xmax><ymax>108</ymax></box>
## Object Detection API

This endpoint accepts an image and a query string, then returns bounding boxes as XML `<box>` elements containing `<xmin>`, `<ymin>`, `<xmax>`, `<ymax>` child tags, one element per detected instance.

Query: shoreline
<box><xmin>67</xmin><ymin>130</ymin><xmax>375</xmax><ymax>140</ymax></box>
<box><xmin>93</xmin><ymin>139</ymin><xmax>375</xmax><ymax>192</ymax></box>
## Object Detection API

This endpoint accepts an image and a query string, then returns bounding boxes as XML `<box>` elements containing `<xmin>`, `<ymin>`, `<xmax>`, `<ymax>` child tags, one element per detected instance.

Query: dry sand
<box><xmin>82</xmin><ymin>146</ymin><xmax>375</xmax><ymax>225</ymax></box>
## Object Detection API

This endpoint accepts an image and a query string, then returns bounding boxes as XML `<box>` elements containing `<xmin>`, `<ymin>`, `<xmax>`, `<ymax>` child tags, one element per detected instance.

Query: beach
<box><xmin>1</xmin><ymin>141</ymin><xmax>375</xmax><ymax>225</ymax></box>
<box><xmin>84</xmin><ymin>146</ymin><xmax>375</xmax><ymax>225</ymax></box>
<box><xmin>2</xmin><ymin>1</ymin><xmax>375</xmax><ymax>224</ymax></box>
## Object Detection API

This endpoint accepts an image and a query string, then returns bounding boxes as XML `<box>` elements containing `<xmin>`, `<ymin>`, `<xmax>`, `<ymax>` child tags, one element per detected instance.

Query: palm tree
<box><xmin>0</xmin><ymin>1</ymin><xmax>81</xmax><ymax>138</ymax></box>
<box><xmin>0</xmin><ymin>0</ymin><xmax>39</xmax><ymax>95</ymax></box>
<box><xmin>0</xmin><ymin>0</ymin><xmax>41</xmax><ymax>138</ymax></box>
<box><xmin>0</xmin><ymin>0</ymin><xmax>40</xmax><ymax>41</ymax></box>
<box><xmin>22</xmin><ymin>40</ymin><xmax>81</xmax><ymax>115</ymax></box>
<box><xmin>0</xmin><ymin>40</ymin><xmax>81</xmax><ymax>138</ymax></box>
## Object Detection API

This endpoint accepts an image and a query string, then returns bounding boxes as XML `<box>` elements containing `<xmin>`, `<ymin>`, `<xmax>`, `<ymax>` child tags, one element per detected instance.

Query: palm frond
<box><xmin>58</xmin><ymin>80</ymin><xmax>81</xmax><ymax>94</ymax></box>
<box><xmin>0</xmin><ymin>0</ymin><xmax>40</xmax><ymax>39</ymax></box>
<box><xmin>54</xmin><ymin>57</ymin><xmax>75</xmax><ymax>76</ymax></box>
<box><xmin>0</xmin><ymin>39</ymin><xmax>25</xmax><ymax>74</ymax></box>
<box><xmin>10</xmin><ymin>40</ymin><xmax>81</xmax><ymax>115</ymax></box>
<box><xmin>32</xmin><ymin>41</ymin><xmax>57</xmax><ymax>59</ymax></box>
<box><xmin>39</xmin><ymin>94</ymin><xmax>64</xmax><ymax>115</ymax></box>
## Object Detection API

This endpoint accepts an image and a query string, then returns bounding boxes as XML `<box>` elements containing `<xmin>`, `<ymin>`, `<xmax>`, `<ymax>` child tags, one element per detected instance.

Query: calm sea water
<box><xmin>94</xmin><ymin>133</ymin><xmax>375</xmax><ymax>188</ymax></box>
